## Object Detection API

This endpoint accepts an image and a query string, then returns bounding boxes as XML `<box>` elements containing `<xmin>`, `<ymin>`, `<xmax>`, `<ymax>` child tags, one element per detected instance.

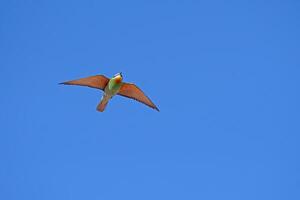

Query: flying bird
<box><xmin>60</xmin><ymin>73</ymin><xmax>159</xmax><ymax>112</ymax></box>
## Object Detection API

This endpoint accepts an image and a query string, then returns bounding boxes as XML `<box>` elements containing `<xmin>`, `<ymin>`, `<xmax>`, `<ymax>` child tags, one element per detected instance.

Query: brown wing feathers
<box><xmin>118</xmin><ymin>83</ymin><xmax>159</xmax><ymax>111</ymax></box>
<box><xmin>60</xmin><ymin>75</ymin><xmax>109</xmax><ymax>90</ymax></box>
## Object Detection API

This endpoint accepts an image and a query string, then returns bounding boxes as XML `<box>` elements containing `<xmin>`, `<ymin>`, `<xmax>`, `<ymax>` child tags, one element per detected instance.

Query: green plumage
<box><xmin>106</xmin><ymin>76</ymin><xmax>122</xmax><ymax>96</ymax></box>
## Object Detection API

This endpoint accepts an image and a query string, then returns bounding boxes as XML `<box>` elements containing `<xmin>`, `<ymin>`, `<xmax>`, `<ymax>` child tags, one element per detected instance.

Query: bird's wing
<box><xmin>118</xmin><ymin>83</ymin><xmax>159</xmax><ymax>111</ymax></box>
<box><xmin>60</xmin><ymin>75</ymin><xmax>109</xmax><ymax>90</ymax></box>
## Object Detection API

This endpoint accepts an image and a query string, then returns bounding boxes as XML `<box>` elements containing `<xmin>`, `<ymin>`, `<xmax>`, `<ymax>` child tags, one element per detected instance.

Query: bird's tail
<box><xmin>96</xmin><ymin>96</ymin><xmax>110</xmax><ymax>112</ymax></box>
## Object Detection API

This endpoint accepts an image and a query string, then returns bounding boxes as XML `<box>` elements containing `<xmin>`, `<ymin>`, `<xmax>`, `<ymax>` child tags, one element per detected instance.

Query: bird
<box><xmin>60</xmin><ymin>72</ymin><xmax>159</xmax><ymax>112</ymax></box>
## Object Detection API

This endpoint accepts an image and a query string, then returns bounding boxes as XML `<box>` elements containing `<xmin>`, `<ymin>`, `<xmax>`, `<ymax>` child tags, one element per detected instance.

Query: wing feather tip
<box><xmin>59</xmin><ymin>82</ymin><xmax>72</xmax><ymax>85</ymax></box>
<box><xmin>154</xmin><ymin>106</ymin><xmax>160</xmax><ymax>112</ymax></box>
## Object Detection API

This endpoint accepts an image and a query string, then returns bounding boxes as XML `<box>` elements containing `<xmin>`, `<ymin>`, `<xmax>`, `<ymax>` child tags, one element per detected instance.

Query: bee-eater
<box><xmin>60</xmin><ymin>73</ymin><xmax>159</xmax><ymax>112</ymax></box>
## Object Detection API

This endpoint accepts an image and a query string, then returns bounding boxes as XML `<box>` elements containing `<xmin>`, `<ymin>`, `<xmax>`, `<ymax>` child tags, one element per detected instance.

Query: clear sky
<box><xmin>1</xmin><ymin>0</ymin><xmax>299</xmax><ymax>199</ymax></box>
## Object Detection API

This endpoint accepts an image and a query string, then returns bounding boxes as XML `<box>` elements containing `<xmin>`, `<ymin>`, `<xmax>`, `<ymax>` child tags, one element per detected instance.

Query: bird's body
<box><xmin>97</xmin><ymin>73</ymin><xmax>123</xmax><ymax>111</ymax></box>
<box><xmin>60</xmin><ymin>73</ymin><xmax>159</xmax><ymax>112</ymax></box>
<box><xmin>106</xmin><ymin>74</ymin><xmax>123</xmax><ymax>95</ymax></box>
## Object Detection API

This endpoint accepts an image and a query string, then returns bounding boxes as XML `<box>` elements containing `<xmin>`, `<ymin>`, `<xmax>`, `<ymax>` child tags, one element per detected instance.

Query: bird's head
<box><xmin>113</xmin><ymin>72</ymin><xmax>123</xmax><ymax>83</ymax></box>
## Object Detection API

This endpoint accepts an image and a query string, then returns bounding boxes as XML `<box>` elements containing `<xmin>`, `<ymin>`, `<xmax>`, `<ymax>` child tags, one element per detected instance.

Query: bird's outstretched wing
<box><xmin>118</xmin><ymin>83</ymin><xmax>159</xmax><ymax>111</ymax></box>
<box><xmin>60</xmin><ymin>75</ymin><xmax>109</xmax><ymax>90</ymax></box>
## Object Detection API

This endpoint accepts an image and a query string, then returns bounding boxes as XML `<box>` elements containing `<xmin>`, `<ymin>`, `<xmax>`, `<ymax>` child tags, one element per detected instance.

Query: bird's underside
<box><xmin>60</xmin><ymin>74</ymin><xmax>159</xmax><ymax>112</ymax></box>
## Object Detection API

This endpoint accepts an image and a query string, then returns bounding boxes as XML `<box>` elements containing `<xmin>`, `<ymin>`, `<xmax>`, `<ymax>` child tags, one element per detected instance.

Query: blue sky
<box><xmin>1</xmin><ymin>0</ymin><xmax>300</xmax><ymax>199</ymax></box>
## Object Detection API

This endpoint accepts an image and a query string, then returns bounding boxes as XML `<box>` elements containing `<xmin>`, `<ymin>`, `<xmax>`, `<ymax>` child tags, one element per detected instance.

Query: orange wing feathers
<box><xmin>118</xmin><ymin>83</ymin><xmax>159</xmax><ymax>111</ymax></box>
<box><xmin>60</xmin><ymin>75</ymin><xmax>109</xmax><ymax>90</ymax></box>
